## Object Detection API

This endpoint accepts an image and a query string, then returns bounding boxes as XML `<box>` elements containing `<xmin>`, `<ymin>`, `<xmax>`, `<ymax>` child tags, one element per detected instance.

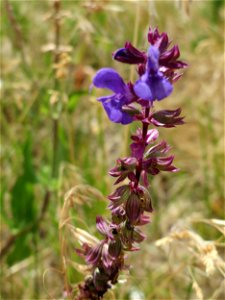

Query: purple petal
<box><xmin>141</xmin><ymin>170</ymin><xmax>149</xmax><ymax>187</ymax></box>
<box><xmin>108</xmin><ymin>185</ymin><xmax>130</xmax><ymax>202</ymax></box>
<box><xmin>102</xmin><ymin>244</ymin><xmax>114</xmax><ymax>269</ymax></box>
<box><xmin>149</xmin><ymin>75</ymin><xmax>173</xmax><ymax>101</ymax></box>
<box><xmin>100</xmin><ymin>95</ymin><xmax>133</xmax><ymax>124</ymax></box>
<box><xmin>93</xmin><ymin>68</ymin><xmax>126</xmax><ymax>94</ymax></box>
<box><xmin>137</xmin><ymin>214</ymin><xmax>151</xmax><ymax>225</ymax></box>
<box><xmin>96</xmin><ymin>216</ymin><xmax>113</xmax><ymax>239</ymax></box>
<box><xmin>86</xmin><ymin>241</ymin><xmax>104</xmax><ymax>266</ymax></box>
<box><xmin>156</xmin><ymin>156</ymin><xmax>174</xmax><ymax>166</ymax></box>
<box><xmin>145</xmin><ymin>141</ymin><xmax>170</xmax><ymax>157</ymax></box>
<box><xmin>146</xmin><ymin>129</ymin><xmax>159</xmax><ymax>143</ymax></box>
<box><xmin>147</xmin><ymin>46</ymin><xmax>160</xmax><ymax>72</ymax></box>
<box><xmin>134</xmin><ymin>80</ymin><xmax>153</xmax><ymax>101</ymax></box>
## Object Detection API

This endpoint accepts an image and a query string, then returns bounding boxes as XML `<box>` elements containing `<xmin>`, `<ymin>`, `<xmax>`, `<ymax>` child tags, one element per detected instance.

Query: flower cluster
<box><xmin>75</xmin><ymin>27</ymin><xmax>186</xmax><ymax>300</ymax></box>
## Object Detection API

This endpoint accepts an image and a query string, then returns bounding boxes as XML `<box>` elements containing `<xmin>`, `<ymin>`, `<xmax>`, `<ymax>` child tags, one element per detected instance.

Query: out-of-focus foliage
<box><xmin>0</xmin><ymin>1</ymin><xmax>224</xmax><ymax>299</ymax></box>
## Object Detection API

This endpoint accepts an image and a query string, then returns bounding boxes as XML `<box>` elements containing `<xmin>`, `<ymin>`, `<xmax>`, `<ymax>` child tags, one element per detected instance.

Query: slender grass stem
<box><xmin>4</xmin><ymin>0</ymin><xmax>31</xmax><ymax>77</ymax></box>
<box><xmin>51</xmin><ymin>0</ymin><xmax>61</xmax><ymax>178</ymax></box>
<box><xmin>123</xmin><ymin>1</ymin><xmax>140</xmax><ymax>157</ymax></box>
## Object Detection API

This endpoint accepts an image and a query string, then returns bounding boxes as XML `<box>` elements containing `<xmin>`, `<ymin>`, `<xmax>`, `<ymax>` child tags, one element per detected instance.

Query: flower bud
<box><xmin>108</xmin><ymin>239</ymin><xmax>122</xmax><ymax>258</ymax></box>
<box><xmin>125</xmin><ymin>193</ymin><xmax>141</xmax><ymax>223</ymax></box>
<box><xmin>93</xmin><ymin>268</ymin><xmax>109</xmax><ymax>292</ymax></box>
<box><xmin>113</xmin><ymin>42</ymin><xmax>146</xmax><ymax>64</ymax></box>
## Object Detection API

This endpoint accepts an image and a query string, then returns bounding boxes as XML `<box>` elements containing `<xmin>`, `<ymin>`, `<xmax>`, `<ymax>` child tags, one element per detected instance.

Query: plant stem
<box><xmin>51</xmin><ymin>0</ymin><xmax>61</xmax><ymax>178</ymax></box>
<box><xmin>135</xmin><ymin>106</ymin><xmax>150</xmax><ymax>187</ymax></box>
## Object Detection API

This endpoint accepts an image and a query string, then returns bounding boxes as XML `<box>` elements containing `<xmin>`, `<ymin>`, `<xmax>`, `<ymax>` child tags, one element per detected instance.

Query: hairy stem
<box><xmin>135</xmin><ymin>106</ymin><xmax>150</xmax><ymax>187</ymax></box>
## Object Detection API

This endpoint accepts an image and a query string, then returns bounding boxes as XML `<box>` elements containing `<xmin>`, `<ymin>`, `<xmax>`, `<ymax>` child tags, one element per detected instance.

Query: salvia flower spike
<box><xmin>75</xmin><ymin>27</ymin><xmax>186</xmax><ymax>300</ymax></box>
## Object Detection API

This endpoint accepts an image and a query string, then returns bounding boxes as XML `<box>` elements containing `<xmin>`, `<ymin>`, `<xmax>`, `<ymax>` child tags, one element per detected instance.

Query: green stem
<box><xmin>51</xmin><ymin>0</ymin><xmax>61</xmax><ymax>178</ymax></box>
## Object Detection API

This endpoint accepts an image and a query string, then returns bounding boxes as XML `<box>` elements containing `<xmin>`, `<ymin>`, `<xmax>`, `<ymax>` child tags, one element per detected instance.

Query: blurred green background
<box><xmin>0</xmin><ymin>0</ymin><xmax>224</xmax><ymax>299</ymax></box>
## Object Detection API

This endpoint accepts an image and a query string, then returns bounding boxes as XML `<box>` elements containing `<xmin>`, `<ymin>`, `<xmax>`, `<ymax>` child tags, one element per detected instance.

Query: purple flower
<box><xmin>148</xmin><ymin>27</ymin><xmax>188</xmax><ymax>71</ymax></box>
<box><xmin>113</xmin><ymin>42</ymin><xmax>146</xmax><ymax>64</ymax></box>
<box><xmin>92</xmin><ymin>68</ymin><xmax>135</xmax><ymax>124</ymax></box>
<box><xmin>134</xmin><ymin>46</ymin><xmax>173</xmax><ymax>102</ymax></box>
<box><xmin>113</xmin><ymin>27</ymin><xmax>187</xmax><ymax>81</ymax></box>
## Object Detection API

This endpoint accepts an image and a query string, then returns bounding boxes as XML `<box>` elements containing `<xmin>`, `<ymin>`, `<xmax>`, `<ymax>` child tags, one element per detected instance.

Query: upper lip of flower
<box><xmin>113</xmin><ymin>41</ymin><xmax>146</xmax><ymax>64</ymax></box>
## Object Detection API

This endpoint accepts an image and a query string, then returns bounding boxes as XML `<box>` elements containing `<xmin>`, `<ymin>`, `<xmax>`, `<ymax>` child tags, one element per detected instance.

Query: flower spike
<box><xmin>76</xmin><ymin>25</ymin><xmax>186</xmax><ymax>299</ymax></box>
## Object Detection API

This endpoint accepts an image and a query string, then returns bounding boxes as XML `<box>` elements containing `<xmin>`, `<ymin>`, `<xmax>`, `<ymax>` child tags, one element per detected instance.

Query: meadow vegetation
<box><xmin>0</xmin><ymin>1</ymin><xmax>224</xmax><ymax>299</ymax></box>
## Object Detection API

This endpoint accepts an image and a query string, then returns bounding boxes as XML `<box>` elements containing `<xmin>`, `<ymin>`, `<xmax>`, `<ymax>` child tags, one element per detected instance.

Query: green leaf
<box><xmin>7</xmin><ymin>235</ymin><xmax>32</xmax><ymax>266</ymax></box>
<box><xmin>10</xmin><ymin>135</ymin><xmax>37</xmax><ymax>229</ymax></box>
<box><xmin>67</xmin><ymin>92</ymin><xmax>85</xmax><ymax>113</ymax></box>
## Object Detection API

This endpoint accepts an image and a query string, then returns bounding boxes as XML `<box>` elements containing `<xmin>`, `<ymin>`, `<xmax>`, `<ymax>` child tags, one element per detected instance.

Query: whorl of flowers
<box><xmin>75</xmin><ymin>27</ymin><xmax>187</xmax><ymax>299</ymax></box>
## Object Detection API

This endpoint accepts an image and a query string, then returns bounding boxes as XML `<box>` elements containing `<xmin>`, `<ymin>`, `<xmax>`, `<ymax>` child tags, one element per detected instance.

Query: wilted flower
<box><xmin>149</xmin><ymin>108</ymin><xmax>184</xmax><ymax>127</ymax></box>
<box><xmin>84</xmin><ymin>217</ymin><xmax>119</xmax><ymax>269</ymax></box>
<box><xmin>130</xmin><ymin>128</ymin><xmax>159</xmax><ymax>159</ymax></box>
<box><xmin>108</xmin><ymin>185</ymin><xmax>131</xmax><ymax>213</ymax></box>
<box><xmin>120</xmin><ymin>221</ymin><xmax>146</xmax><ymax>250</ymax></box>
<box><xmin>85</xmin><ymin>240</ymin><xmax>105</xmax><ymax>266</ymax></box>
<box><xmin>137</xmin><ymin>185</ymin><xmax>153</xmax><ymax>213</ymax></box>
<box><xmin>143</xmin><ymin>153</ymin><xmax>178</xmax><ymax>175</ymax></box>
<box><xmin>109</xmin><ymin>157</ymin><xmax>138</xmax><ymax>184</ymax></box>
